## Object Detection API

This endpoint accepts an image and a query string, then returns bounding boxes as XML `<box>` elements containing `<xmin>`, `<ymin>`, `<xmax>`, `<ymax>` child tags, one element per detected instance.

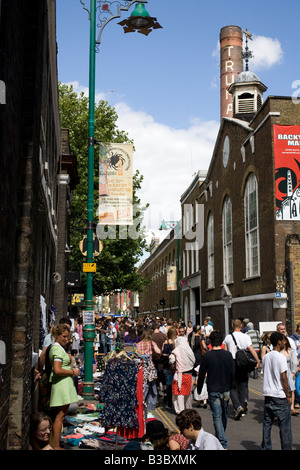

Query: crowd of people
<box><xmin>29</xmin><ymin>313</ymin><xmax>300</xmax><ymax>451</ymax></box>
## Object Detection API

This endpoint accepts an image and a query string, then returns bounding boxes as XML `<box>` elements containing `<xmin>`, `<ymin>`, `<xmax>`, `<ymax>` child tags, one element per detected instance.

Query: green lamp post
<box><xmin>81</xmin><ymin>0</ymin><xmax>162</xmax><ymax>397</ymax></box>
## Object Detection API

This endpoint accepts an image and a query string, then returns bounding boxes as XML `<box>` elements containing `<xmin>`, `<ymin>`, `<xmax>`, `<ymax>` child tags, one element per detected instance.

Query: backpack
<box><xmin>231</xmin><ymin>333</ymin><xmax>257</xmax><ymax>372</ymax></box>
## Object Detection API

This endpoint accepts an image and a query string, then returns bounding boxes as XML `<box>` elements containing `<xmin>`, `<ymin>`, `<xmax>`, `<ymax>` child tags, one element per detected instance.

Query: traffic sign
<box><xmin>83</xmin><ymin>262</ymin><xmax>97</xmax><ymax>273</ymax></box>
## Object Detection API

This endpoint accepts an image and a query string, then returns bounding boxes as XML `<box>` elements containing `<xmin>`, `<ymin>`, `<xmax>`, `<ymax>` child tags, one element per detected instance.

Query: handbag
<box><xmin>295</xmin><ymin>374</ymin><xmax>300</xmax><ymax>397</ymax></box>
<box><xmin>231</xmin><ymin>333</ymin><xmax>257</xmax><ymax>372</ymax></box>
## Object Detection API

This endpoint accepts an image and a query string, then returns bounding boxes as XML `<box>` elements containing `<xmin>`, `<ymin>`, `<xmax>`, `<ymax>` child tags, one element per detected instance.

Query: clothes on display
<box><xmin>59</xmin><ymin>346</ymin><xmax>161</xmax><ymax>449</ymax></box>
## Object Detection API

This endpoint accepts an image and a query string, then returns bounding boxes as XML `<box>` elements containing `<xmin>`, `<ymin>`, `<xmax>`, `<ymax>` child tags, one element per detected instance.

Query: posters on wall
<box><xmin>98</xmin><ymin>142</ymin><xmax>133</xmax><ymax>225</ymax></box>
<box><xmin>274</xmin><ymin>125</ymin><xmax>300</xmax><ymax>220</ymax></box>
<box><xmin>167</xmin><ymin>265</ymin><xmax>177</xmax><ymax>291</ymax></box>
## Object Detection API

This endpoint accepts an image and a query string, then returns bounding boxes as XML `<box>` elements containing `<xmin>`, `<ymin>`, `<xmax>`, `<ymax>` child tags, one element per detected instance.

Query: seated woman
<box><xmin>28</xmin><ymin>412</ymin><xmax>54</xmax><ymax>450</ymax></box>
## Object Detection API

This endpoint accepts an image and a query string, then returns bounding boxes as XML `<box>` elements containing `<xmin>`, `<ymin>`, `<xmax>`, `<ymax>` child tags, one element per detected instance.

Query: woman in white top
<box><xmin>281</xmin><ymin>336</ymin><xmax>299</xmax><ymax>415</ymax></box>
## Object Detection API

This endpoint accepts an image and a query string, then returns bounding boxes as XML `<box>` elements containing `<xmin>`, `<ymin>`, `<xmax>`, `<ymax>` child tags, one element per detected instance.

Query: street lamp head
<box><xmin>159</xmin><ymin>221</ymin><xmax>168</xmax><ymax>231</ymax></box>
<box><xmin>118</xmin><ymin>3</ymin><xmax>162</xmax><ymax>36</ymax></box>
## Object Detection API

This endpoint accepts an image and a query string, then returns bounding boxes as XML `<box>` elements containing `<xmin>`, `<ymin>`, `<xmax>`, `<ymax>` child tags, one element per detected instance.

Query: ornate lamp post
<box><xmin>80</xmin><ymin>0</ymin><xmax>162</xmax><ymax>397</ymax></box>
<box><xmin>159</xmin><ymin>220</ymin><xmax>181</xmax><ymax>320</ymax></box>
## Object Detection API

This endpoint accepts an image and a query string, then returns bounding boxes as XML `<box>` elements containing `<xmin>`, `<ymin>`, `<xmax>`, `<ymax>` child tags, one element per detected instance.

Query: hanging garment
<box><xmin>99</xmin><ymin>358</ymin><xmax>139</xmax><ymax>428</ymax></box>
<box><xmin>118</xmin><ymin>366</ymin><xmax>145</xmax><ymax>438</ymax></box>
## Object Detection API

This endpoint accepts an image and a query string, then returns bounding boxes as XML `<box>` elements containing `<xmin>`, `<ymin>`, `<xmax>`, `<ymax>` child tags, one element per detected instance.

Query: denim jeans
<box><xmin>260</xmin><ymin>396</ymin><xmax>292</xmax><ymax>450</ymax></box>
<box><xmin>208</xmin><ymin>391</ymin><xmax>230</xmax><ymax>449</ymax></box>
<box><xmin>144</xmin><ymin>379</ymin><xmax>158</xmax><ymax>412</ymax></box>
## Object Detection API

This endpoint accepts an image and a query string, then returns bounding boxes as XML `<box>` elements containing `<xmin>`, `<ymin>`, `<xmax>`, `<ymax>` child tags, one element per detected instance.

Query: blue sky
<box><xmin>56</xmin><ymin>0</ymin><xmax>300</xmax><ymax>238</ymax></box>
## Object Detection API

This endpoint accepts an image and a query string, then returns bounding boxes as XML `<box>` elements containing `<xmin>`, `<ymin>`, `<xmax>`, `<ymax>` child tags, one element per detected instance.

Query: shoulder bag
<box><xmin>231</xmin><ymin>333</ymin><xmax>257</xmax><ymax>372</ymax></box>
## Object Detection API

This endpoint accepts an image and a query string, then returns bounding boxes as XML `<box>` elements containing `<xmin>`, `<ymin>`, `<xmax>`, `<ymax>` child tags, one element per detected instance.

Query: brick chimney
<box><xmin>220</xmin><ymin>25</ymin><xmax>243</xmax><ymax>120</ymax></box>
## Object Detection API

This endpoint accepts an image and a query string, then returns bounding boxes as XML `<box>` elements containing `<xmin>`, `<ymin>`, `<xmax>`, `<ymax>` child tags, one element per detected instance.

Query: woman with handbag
<box><xmin>48</xmin><ymin>324</ymin><xmax>80</xmax><ymax>449</ymax></box>
<box><xmin>169</xmin><ymin>336</ymin><xmax>195</xmax><ymax>415</ymax></box>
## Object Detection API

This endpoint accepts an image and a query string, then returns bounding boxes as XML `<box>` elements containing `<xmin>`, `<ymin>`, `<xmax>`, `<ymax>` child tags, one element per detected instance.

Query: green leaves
<box><xmin>59</xmin><ymin>82</ymin><xmax>149</xmax><ymax>296</ymax></box>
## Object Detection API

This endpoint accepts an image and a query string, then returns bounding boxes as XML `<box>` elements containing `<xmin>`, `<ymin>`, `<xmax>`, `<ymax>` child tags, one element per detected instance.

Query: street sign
<box><xmin>83</xmin><ymin>263</ymin><xmax>97</xmax><ymax>273</ymax></box>
<box><xmin>79</xmin><ymin>235</ymin><xmax>103</xmax><ymax>257</ymax></box>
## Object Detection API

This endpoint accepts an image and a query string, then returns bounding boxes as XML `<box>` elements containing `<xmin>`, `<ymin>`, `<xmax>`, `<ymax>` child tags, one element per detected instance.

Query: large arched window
<box><xmin>244</xmin><ymin>173</ymin><xmax>260</xmax><ymax>277</ymax></box>
<box><xmin>207</xmin><ymin>213</ymin><xmax>214</xmax><ymax>288</ymax></box>
<box><xmin>222</xmin><ymin>196</ymin><xmax>233</xmax><ymax>283</ymax></box>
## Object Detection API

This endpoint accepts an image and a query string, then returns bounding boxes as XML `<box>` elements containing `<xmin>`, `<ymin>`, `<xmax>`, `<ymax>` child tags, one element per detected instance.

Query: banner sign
<box><xmin>98</xmin><ymin>143</ymin><xmax>133</xmax><ymax>225</ymax></box>
<box><xmin>274</xmin><ymin>125</ymin><xmax>300</xmax><ymax>220</ymax></box>
<box><xmin>167</xmin><ymin>266</ymin><xmax>177</xmax><ymax>291</ymax></box>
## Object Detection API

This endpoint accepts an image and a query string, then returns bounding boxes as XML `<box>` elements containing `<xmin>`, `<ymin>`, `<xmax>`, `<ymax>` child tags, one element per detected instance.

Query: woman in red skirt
<box><xmin>169</xmin><ymin>336</ymin><xmax>195</xmax><ymax>414</ymax></box>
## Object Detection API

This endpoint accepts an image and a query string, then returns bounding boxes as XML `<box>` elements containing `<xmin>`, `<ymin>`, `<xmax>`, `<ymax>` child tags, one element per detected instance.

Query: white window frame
<box><xmin>207</xmin><ymin>213</ymin><xmax>214</xmax><ymax>288</ymax></box>
<box><xmin>244</xmin><ymin>173</ymin><xmax>260</xmax><ymax>277</ymax></box>
<box><xmin>222</xmin><ymin>196</ymin><xmax>233</xmax><ymax>284</ymax></box>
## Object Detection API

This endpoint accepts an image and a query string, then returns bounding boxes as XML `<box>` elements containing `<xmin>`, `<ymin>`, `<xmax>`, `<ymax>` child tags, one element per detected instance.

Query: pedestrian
<box><xmin>223</xmin><ymin>318</ymin><xmax>260</xmax><ymax>420</ymax></box>
<box><xmin>161</xmin><ymin>326</ymin><xmax>177</xmax><ymax>409</ymax></box>
<box><xmin>175</xmin><ymin>409</ymin><xmax>224</xmax><ymax>450</ymax></box>
<box><xmin>177</xmin><ymin>324</ymin><xmax>187</xmax><ymax>338</ymax></box>
<box><xmin>289</xmin><ymin>322</ymin><xmax>300</xmax><ymax>358</ymax></box>
<box><xmin>124</xmin><ymin>326</ymin><xmax>139</xmax><ymax>346</ymax></box>
<box><xmin>190</xmin><ymin>325</ymin><xmax>207</xmax><ymax>368</ymax></box>
<box><xmin>246</xmin><ymin>322</ymin><xmax>262</xmax><ymax>378</ymax></box>
<box><xmin>186</xmin><ymin>320</ymin><xmax>193</xmax><ymax>338</ymax></box>
<box><xmin>260</xmin><ymin>332</ymin><xmax>272</xmax><ymax>361</ymax></box>
<box><xmin>169</xmin><ymin>336</ymin><xmax>195</xmax><ymax>414</ymax></box>
<box><xmin>136</xmin><ymin>329</ymin><xmax>161</xmax><ymax>418</ymax></box>
<box><xmin>260</xmin><ymin>331</ymin><xmax>293</xmax><ymax>450</ymax></box>
<box><xmin>48</xmin><ymin>324</ymin><xmax>80</xmax><ymax>450</ymax></box>
<box><xmin>151</xmin><ymin>323</ymin><xmax>167</xmax><ymax>396</ymax></box>
<box><xmin>241</xmin><ymin>318</ymin><xmax>249</xmax><ymax>333</ymax></box>
<box><xmin>201</xmin><ymin>318</ymin><xmax>213</xmax><ymax>347</ymax></box>
<box><xmin>39</xmin><ymin>317</ymin><xmax>72</xmax><ymax>370</ymax></box>
<box><xmin>28</xmin><ymin>412</ymin><xmax>54</xmax><ymax>450</ymax></box>
<box><xmin>281</xmin><ymin>335</ymin><xmax>299</xmax><ymax>415</ymax></box>
<box><xmin>290</xmin><ymin>322</ymin><xmax>300</xmax><ymax>408</ymax></box>
<box><xmin>276</xmin><ymin>322</ymin><xmax>297</xmax><ymax>350</ymax></box>
<box><xmin>106</xmin><ymin>322</ymin><xmax>117</xmax><ymax>352</ymax></box>
<box><xmin>159</xmin><ymin>318</ymin><xmax>168</xmax><ymax>335</ymax></box>
<box><xmin>197</xmin><ymin>330</ymin><xmax>235</xmax><ymax>449</ymax></box>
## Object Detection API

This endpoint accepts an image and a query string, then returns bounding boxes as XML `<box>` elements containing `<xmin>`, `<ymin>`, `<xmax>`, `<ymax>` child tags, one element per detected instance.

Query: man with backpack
<box><xmin>223</xmin><ymin>319</ymin><xmax>260</xmax><ymax>420</ymax></box>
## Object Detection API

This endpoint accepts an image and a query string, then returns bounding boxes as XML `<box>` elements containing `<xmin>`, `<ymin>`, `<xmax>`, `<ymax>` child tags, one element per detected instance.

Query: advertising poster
<box><xmin>167</xmin><ymin>266</ymin><xmax>177</xmax><ymax>291</ymax></box>
<box><xmin>98</xmin><ymin>142</ymin><xmax>133</xmax><ymax>225</ymax></box>
<box><xmin>274</xmin><ymin>125</ymin><xmax>300</xmax><ymax>220</ymax></box>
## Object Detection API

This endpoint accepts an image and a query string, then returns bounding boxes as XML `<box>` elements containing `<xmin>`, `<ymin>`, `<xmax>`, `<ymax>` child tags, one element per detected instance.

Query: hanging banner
<box><xmin>274</xmin><ymin>125</ymin><xmax>300</xmax><ymax>220</ymax></box>
<box><xmin>167</xmin><ymin>266</ymin><xmax>177</xmax><ymax>291</ymax></box>
<box><xmin>98</xmin><ymin>142</ymin><xmax>133</xmax><ymax>225</ymax></box>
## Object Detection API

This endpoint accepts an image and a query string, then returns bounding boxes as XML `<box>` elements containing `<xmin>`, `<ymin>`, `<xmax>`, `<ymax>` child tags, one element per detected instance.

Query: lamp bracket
<box><xmin>94</xmin><ymin>1</ymin><xmax>148</xmax><ymax>44</ymax></box>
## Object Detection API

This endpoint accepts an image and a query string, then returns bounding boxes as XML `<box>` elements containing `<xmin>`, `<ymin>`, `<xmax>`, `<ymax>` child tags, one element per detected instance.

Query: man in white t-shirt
<box><xmin>201</xmin><ymin>318</ymin><xmax>213</xmax><ymax>345</ymax></box>
<box><xmin>223</xmin><ymin>319</ymin><xmax>260</xmax><ymax>420</ymax></box>
<box><xmin>260</xmin><ymin>331</ymin><xmax>292</xmax><ymax>450</ymax></box>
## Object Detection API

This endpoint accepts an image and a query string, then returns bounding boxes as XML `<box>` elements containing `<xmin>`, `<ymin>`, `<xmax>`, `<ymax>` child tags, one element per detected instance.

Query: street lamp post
<box><xmin>159</xmin><ymin>220</ymin><xmax>181</xmax><ymax>320</ymax></box>
<box><xmin>81</xmin><ymin>0</ymin><xmax>162</xmax><ymax>397</ymax></box>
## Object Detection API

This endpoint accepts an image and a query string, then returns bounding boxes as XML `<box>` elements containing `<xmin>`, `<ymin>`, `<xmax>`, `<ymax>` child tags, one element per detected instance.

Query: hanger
<box><xmin>116</xmin><ymin>350</ymin><xmax>132</xmax><ymax>361</ymax></box>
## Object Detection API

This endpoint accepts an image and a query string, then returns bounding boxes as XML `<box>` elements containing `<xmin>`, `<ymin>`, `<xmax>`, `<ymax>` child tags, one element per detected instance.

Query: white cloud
<box><xmin>65</xmin><ymin>80</ymin><xmax>106</xmax><ymax>102</ymax></box>
<box><xmin>64</xmin><ymin>81</ymin><xmax>219</xmax><ymax>233</ymax></box>
<box><xmin>115</xmin><ymin>102</ymin><xmax>218</xmax><ymax>231</ymax></box>
<box><xmin>246</xmin><ymin>35</ymin><xmax>283</xmax><ymax>71</ymax></box>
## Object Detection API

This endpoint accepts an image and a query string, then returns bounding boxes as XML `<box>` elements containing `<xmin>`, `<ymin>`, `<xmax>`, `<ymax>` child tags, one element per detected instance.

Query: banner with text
<box><xmin>274</xmin><ymin>125</ymin><xmax>300</xmax><ymax>220</ymax></box>
<box><xmin>98</xmin><ymin>143</ymin><xmax>133</xmax><ymax>225</ymax></box>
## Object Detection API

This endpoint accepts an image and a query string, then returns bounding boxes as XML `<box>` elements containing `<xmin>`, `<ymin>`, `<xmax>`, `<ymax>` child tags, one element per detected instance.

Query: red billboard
<box><xmin>274</xmin><ymin>125</ymin><xmax>300</xmax><ymax>220</ymax></box>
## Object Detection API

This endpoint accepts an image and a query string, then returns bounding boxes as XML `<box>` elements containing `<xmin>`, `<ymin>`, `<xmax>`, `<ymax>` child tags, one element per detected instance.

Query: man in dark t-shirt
<box><xmin>197</xmin><ymin>330</ymin><xmax>235</xmax><ymax>450</ymax></box>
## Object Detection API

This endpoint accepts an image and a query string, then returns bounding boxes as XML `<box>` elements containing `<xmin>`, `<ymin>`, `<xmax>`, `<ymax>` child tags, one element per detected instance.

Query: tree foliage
<box><xmin>58</xmin><ymin>82</ymin><xmax>149</xmax><ymax>295</ymax></box>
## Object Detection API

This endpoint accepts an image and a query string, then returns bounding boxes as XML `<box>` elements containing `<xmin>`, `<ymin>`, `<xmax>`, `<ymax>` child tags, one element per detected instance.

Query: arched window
<box><xmin>207</xmin><ymin>213</ymin><xmax>214</xmax><ymax>288</ymax></box>
<box><xmin>244</xmin><ymin>173</ymin><xmax>260</xmax><ymax>277</ymax></box>
<box><xmin>222</xmin><ymin>196</ymin><xmax>233</xmax><ymax>283</ymax></box>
